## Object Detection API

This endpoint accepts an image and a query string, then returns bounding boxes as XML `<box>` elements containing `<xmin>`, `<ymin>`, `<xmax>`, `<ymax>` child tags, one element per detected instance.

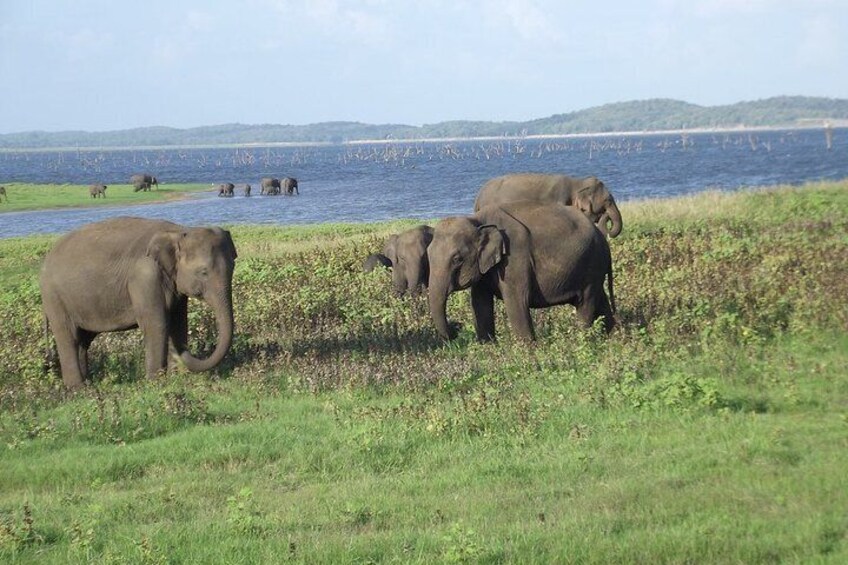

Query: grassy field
<box><xmin>0</xmin><ymin>181</ymin><xmax>846</xmax><ymax>563</ymax></box>
<box><xmin>0</xmin><ymin>183</ymin><xmax>212</xmax><ymax>212</ymax></box>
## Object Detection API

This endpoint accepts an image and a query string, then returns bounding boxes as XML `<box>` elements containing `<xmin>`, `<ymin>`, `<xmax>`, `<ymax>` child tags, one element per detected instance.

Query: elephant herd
<box><xmin>216</xmin><ymin>177</ymin><xmax>299</xmax><ymax>198</ymax></box>
<box><xmin>363</xmin><ymin>174</ymin><xmax>622</xmax><ymax>341</ymax></box>
<box><xmin>82</xmin><ymin>174</ymin><xmax>158</xmax><ymax>198</ymax></box>
<box><xmin>39</xmin><ymin>172</ymin><xmax>622</xmax><ymax>390</ymax></box>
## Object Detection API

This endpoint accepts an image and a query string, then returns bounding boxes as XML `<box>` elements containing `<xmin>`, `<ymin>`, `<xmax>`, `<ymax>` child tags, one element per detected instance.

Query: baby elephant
<box><xmin>0</xmin><ymin>185</ymin><xmax>7</xmax><ymax>202</ymax></box>
<box><xmin>428</xmin><ymin>202</ymin><xmax>615</xmax><ymax>342</ymax></box>
<box><xmin>217</xmin><ymin>183</ymin><xmax>235</xmax><ymax>197</ymax></box>
<box><xmin>89</xmin><ymin>184</ymin><xmax>107</xmax><ymax>198</ymax></box>
<box><xmin>40</xmin><ymin>217</ymin><xmax>238</xmax><ymax>389</ymax></box>
<box><xmin>372</xmin><ymin>225</ymin><xmax>434</xmax><ymax>296</ymax></box>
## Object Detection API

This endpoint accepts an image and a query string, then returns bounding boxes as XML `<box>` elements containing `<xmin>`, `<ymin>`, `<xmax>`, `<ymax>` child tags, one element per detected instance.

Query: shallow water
<box><xmin>1</xmin><ymin>128</ymin><xmax>846</xmax><ymax>238</ymax></box>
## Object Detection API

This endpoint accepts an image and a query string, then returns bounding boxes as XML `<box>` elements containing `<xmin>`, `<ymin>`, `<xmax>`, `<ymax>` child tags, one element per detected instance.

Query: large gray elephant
<box><xmin>474</xmin><ymin>173</ymin><xmax>623</xmax><ymax>237</ymax></box>
<box><xmin>282</xmin><ymin>177</ymin><xmax>299</xmax><ymax>195</ymax></box>
<box><xmin>217</xmin><ymin>183</ymin><xmax>235</xmax><ymax>197</ymax></box>
<box><xmin>40</xmin><ymin>217</ymin><xmax>238</xmax><ymax>389</ymax></box>
<box><xmin>382</xmin><ymin>225</ymin><xmax>434</xmax><ymax>296</ymax></box>
<box><xmin>260</xmin><ymin>177</ymin><xmax>281</xmax><ymax>195</ymax></box>
<box><xmin>428</xmin><ymin>202</ymin><xmax>615</xmax><ymax>342</ymax></box>
<box><xmin>0</xmin><ymin>186</ymin><xmax>7</xmax><ymax>202</ymax></box>
<box><xmin>131</xmin><ymin>174</ymin><xmax>159</xmax><ymax>192</ymax></box>
<box><xmin>89</xmin><ymin>184</ymin><xmax>107</xmax><ymax>198</ymax></box>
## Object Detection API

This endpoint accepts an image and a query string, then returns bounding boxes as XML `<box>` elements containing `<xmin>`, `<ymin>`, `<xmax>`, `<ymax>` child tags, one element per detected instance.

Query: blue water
<box><xmin>1</xmin><ymin>128</ymin><xmax>846</xmax><ymax>238</ymax></box>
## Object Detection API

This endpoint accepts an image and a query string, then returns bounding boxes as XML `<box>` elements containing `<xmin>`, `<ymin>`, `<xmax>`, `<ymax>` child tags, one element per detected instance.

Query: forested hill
<box><xmin>2</xmin><ymin>96</ymin><xmax>847</xmax><ymax>149</ymax></box>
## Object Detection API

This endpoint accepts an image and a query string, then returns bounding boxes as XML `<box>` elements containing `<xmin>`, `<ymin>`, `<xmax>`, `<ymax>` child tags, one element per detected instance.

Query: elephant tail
<box><xmin>606</xmin><ymin>258</ymin><xmax>616</xmax><ymax>314</ymax></box>
<box><xmin>42</xmin><ymin>316</ymin><xmax>58</xmax><ymax>376</ymax></box>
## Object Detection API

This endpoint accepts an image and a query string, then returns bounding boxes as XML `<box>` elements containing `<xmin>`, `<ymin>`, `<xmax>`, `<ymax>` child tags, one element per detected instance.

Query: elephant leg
<box><xmin>77</xmin><ymin>330</ymin><xmax>96</xmax><ymax>378</ymax></box>
<box><xmin>134</xmin><ymin>303</ymin><xmax>169</xmax><ymax>378</ymax></box>
<box><xmin>578</xmin><ymin>284</ymin><xmax>612</xmax><ymax>332</ymax></box>
<box><xmin>471</xmin><ymin>285</ymin><xmax>496</xmax><ymax>342</ymax></box>
<box><xmin>168</xmin><ymin>296</ymin><xmax>189</xmax><ymax>363</ymax></box>
<box><xmin>49</xmin><ymin>317</ymin><xmax>85</xmax><ymax>389</ymax></box>
<box><xmin>502</xmin><ymin>286</ymin><xmax>535</xmax><ymax>341</ymax></box>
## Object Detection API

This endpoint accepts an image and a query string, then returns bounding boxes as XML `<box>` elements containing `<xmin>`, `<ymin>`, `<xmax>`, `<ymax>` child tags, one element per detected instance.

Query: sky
<box><xmin>1</xmin><ymin>0</ymin><xmax>846</xmax><ymax>133</ymax></box>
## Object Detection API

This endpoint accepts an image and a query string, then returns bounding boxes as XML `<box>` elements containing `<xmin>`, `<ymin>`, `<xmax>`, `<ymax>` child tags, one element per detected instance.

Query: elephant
<box><xmin>474</xmin><ymin>173</ymin><xmax>623</xmax><ymax>238</ymax></box>
<box><xmin>260</xmin><ymin>177</ymin><xmax>281</xmax><ymax>195</ymax></box>
<box><xmin>382</xmin><ymin>225</ymin><xmax>434</xmax><ymax>296</ymax></box>
<box><xmin>131</xmin><ymin>174</ymin><xmax>159</xmax><ymax>192</ymax></box>
<box><xmin>428</xmin><ymin>202</ymin><xmax>615</xmax><ymax>342</ymax></box>
<box><xmin>0</xmin><ymin>186</ymin><xmax>6</xmax><ymax>202</ymax></box>
<box><xmin>89</xmin><ymin>184</ymin><xmax>107</xmax><ymax>198</ymax></box>
<box><xmin>217</xmin><ymin>183</ymin><xmax>235</xmax><ymax>197</ymax></box>
<box><xmin>243</xmin><ymin>184</ymin><xmax>252</xmax><ymax>197</ymax></box>
<box><xmin>39</xmin><ymin>217</ymin><xmax>238</xmax><ymax>389</ymax></box>
<box><xmin>283</xmin><ymin>177</ymin><xmax>299</xmax><ymax>195</ymax></box>
<box><xmin>362</xmin><ymin>253</ymin><xmax>392</xmax><ymax>273</ymax></box>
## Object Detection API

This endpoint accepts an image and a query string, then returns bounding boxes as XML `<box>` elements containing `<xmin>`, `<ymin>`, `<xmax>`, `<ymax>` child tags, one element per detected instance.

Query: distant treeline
<box><xmin>3</xmin><ymin>96</ymin><xmax>847</xmax><ymax>149</ymax></box>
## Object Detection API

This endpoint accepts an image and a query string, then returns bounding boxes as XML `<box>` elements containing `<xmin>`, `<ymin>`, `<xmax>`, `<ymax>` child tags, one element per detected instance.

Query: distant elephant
<box><xmin>362</xmin><ymin>253</ymin><xmax>392</xmax><ymax>273</ymax></box>
<box><xmin>131</xmin><ymin>174</ymin><xmax>159</xmax><ymax>192</ymax></box>
<box><xmin>474</xmin><ymin>173</ymin><xmax>623</xmax><ymax>237</ymax></box>
<box><xmin>40</xmin><ymin>217</ymin><xmax>238</xmax><ymax>389</ymax></box>
<box><xmin>260</xmin><ymin>177</ymin><xmax>281</xmax><ymax>195</ymax></box>
<box><xmin>89</xmin><ymin>184</ymin><xmax>107</xmax><ymax>198</ymax></box>
<box><xmin>428</xmin><ymin>202</ymin><xmax>615</xmax><ymax>342</ymax></box>
<box><xmin>0</xmin><ymin>186</ymin><xmax>6</xmax><ymax>202</ymax></box>
<box><xmin>283</xmin><ymin>177</ymin><xmax>299</xmax><ymax>195</ymax></box>
<box><xmin>217</xmin><ymin>183</ymin><xmax>235</xmax><ymax>197</ymax></box>
<box><xmin>242</xmin><ymin>184</ymin><xmax>252</xmax><ymax>197</ymax></box>
<box><xmin>383</xmin><ymin>225</ymin><xmax>434</xmax><ymax>296</ymax></box>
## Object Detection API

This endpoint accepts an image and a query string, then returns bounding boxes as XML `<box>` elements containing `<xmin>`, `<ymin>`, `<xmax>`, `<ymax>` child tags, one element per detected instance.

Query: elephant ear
<box><xmin>477</xmin><ymin>225</ymin><xmax>505</xmax><ymax>274</ymax></box>
<box><xmin>383</xmin><ymin>235</ymin><xmax>399</xmax><ymax>266</ymax></box>
<box><xmin>146</xmin><ymin>232</ymin><xmax>184</xmax><ymax>275</ymax></box>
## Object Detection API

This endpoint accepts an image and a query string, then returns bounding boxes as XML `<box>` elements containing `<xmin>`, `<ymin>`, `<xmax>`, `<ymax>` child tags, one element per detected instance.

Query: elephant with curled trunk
<box><xmin>428</xmin><ymin>202</ymin><xmax>615</xmax><ymax>342</ymax></box>
<box><xmin>40</xmin><ymin>217</ymin><xmax>238</xmax><ymax>389</ymax></box>
<box><xmin>89</xmin><ymin>184</ymin><xmax>107</xmax><ymax>198</ymax></box>
<box><xmin>379</xmin><ymin>225</ymin><xmax>434</xmax><ymax>296</ymax></box>
<box><xmin>474</xmin><ymin>173</ymin><xmax>623</xmax><ymax>238</ymax></box>
<box><xmin>131</xmin><ymin>174</ymin><xmax>159</xmax><ymax>192</ymax></box>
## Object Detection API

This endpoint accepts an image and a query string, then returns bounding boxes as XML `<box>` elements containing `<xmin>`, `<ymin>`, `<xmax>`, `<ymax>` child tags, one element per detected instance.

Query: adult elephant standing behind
<box><xmin>474</xmin><ymin>174</ymin><xmax>623</xmax><ymax>237</ymax></box>
<box><xmin>40</xmin><ymin>217</ymin><xmax>238</xmax><ymax>389</ymax></box>
<box><xmin>131</xmin><ymin>174</ymin><xmax>159</xmax><ymax>192</ymax></box>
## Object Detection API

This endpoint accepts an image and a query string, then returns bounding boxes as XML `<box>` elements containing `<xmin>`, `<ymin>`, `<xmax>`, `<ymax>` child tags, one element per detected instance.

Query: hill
<box><xmin>1</xmin><ymin>96</ymin><xmax>847</xmax><ymax>148</ymax></box>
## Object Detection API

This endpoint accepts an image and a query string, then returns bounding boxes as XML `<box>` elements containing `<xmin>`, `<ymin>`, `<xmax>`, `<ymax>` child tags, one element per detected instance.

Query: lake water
<box><xmin>1</xmin><ymin>128</ymin><xmax>846</xmax><ymax>238</ymax></box>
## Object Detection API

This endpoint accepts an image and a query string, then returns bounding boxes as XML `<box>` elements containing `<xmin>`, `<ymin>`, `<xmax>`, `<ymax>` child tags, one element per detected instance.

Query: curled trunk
<box><xmin>179</xmin><ymin>285</ymin><xmax>234</xmax><ymax>372</ymax></box>
<box><xmin>602</xmin><ymin>201</ymin><xmax>623</xmax><ymax>238</ymax></box>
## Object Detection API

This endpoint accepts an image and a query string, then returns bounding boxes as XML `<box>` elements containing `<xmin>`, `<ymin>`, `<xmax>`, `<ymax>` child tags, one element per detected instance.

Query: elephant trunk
<box><xmin>179</xmin><ymin>283</ymin><xmax>234</xmax><ymax>372</ymax></box>
<box><xmin>428</xmin><ymin>275</ymin><xmax>454</xmax><ymax>340</ymax></box>
<box><xmin>602</xmin><ymin>201</ymin><xmax>623</xmax><ymax>238</ymax></box>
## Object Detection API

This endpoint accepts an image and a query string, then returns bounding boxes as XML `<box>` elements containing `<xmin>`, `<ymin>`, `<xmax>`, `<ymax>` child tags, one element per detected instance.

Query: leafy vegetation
<box><xmin>0</xmin><ymin>181</ymin><xmax>846</xmax><ymax>562</ymax></box>
<box><xmin>1</xmin><ymin>96</ymin><xmax>846</xmax><ymax>148</ymax></box>
<box><xmin>0</xmin><ymin>183</ymin><xmax>211</xmax><ymax>212</ymax></box>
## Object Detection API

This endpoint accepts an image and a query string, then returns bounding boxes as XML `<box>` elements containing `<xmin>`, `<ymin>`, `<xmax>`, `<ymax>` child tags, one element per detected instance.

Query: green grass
<box><xmin>0</xmin><ymin>180</ymin><xmax>847</xmax><ymax>562</ymax></box>
<box><xmin>0</xmin><ymin>183</ymin><xmax>212</xmax><ymax>212</ymax></box>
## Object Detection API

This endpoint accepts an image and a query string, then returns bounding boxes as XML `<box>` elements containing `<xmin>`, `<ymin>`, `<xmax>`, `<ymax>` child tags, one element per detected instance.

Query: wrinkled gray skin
<box><xmin>283</xmin><ymin>177</ymin><xmax>299</xmax><ymax>195</ymax></box>
<box><xmin>260</xmin><ymin>177</ymin><xmax>281</xmax><ymax>195</ymax></box>
<box><xmin>217</xmin><ymin>183</ymin><xmax>235</xmax><ymax>197</ymax></box>
<box><xmin>242</xmin><ymin>184</ymin><xmax>252</xmax><ymax>197</ymax></box>
<box><xmin>383</xmin><ymin>225</ymin><xmax>434</xmax><ymax>296</ymax></box>
<box><xmin>362</xmin><ymin>253</ymin><xmax>392</xmax><ymax>273</ymax></box>
<box><xmin>89</xmin><ymin>184</ymin><xmax>107</xmax><ymax>198</ymax></box>
<box><xmin>474</xmin><ymin>173</ymin><xmax>623</xmax><ymax>238</ymax></box>
<box><xmin>428</xmin><ymin>202</ymin><xmax>615</xmax><ymax>342</ymax></box>
<box><xmin>131</xmin><ymin>174</ymin><xmax>159</xmax><ymax>193</ymax></box>
<box><xmin>0</xmin><ymin>186</ymin><xmax>7</xmax><ymax>202</ymax></box>
<box><xmin>40</xmin><ymin>217</ymin><xmax>238</xmax><ymax>389</ymax></box>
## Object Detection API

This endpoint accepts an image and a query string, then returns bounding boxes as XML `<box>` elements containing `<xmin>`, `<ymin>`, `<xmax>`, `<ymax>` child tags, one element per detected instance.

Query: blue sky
<box><xmin>1</xmin><ymin>0</ymin><xmax>846</xmax><ymax>133</ymax></box>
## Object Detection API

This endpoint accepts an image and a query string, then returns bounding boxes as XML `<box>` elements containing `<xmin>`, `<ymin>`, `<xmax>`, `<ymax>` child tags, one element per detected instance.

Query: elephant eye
<box><xmin>451</xmin><ymin>255</ymin><xmax>463</xmax><ymax>265</ymax></box>
<box><xmin>197</xmin><ymin>267</ymin><xmax>209</xmax><ymax>278</ymax></box>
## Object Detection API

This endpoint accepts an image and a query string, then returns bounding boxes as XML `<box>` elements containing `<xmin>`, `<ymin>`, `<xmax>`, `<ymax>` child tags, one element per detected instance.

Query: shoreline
<box><xmin>0</xmin><ymin>123</ymin><xmax>842</xmax><ymax>154</ymax></box>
